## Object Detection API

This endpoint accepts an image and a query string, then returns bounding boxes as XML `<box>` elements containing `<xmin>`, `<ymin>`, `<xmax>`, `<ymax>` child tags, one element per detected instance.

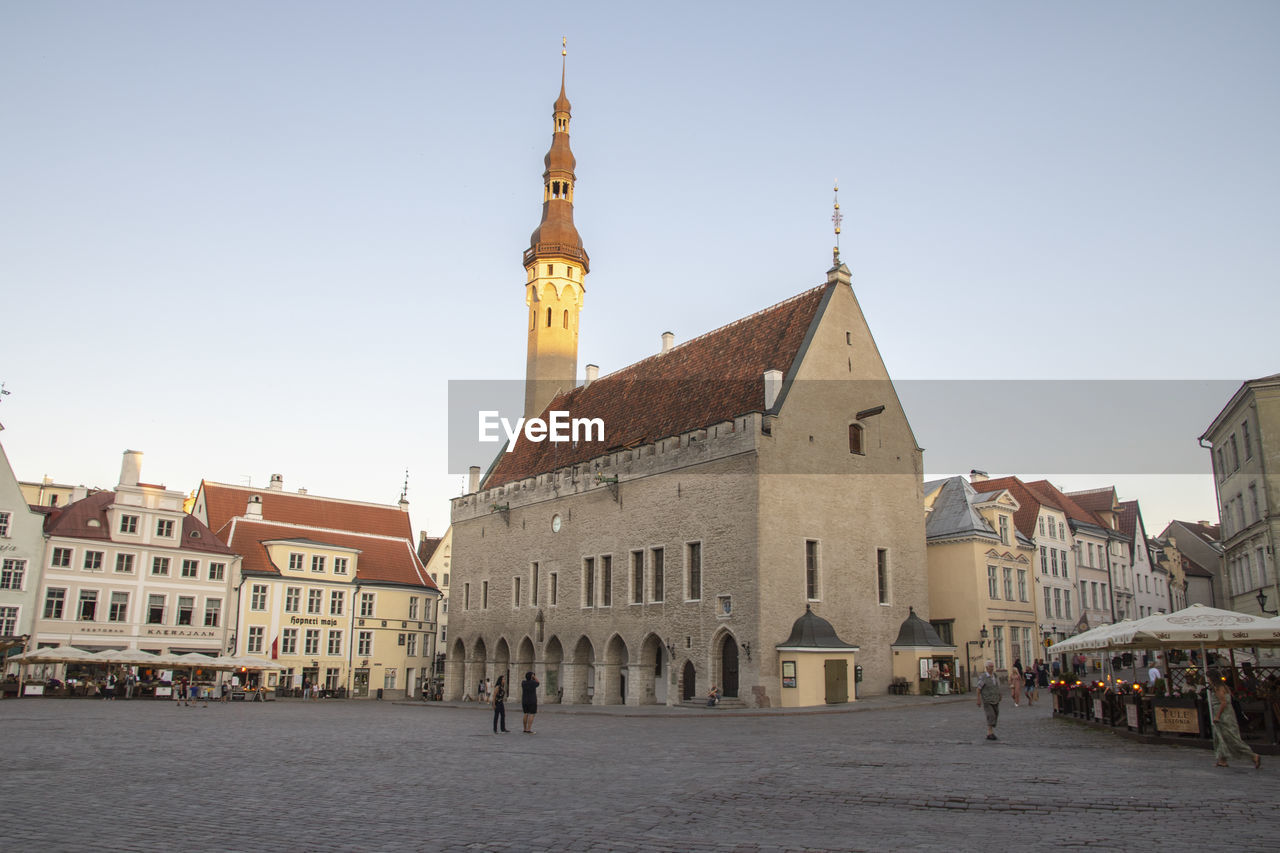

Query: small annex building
<box><xmin>775</xmin><ymin>605</ymin><xmax>860</xmax><ymax>707</ymax></box>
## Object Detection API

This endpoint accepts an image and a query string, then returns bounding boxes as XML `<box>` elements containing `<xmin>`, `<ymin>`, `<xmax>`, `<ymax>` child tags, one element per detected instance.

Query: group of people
<box><xmin>977</xmin><ymin>658</ymin><xmax>1263</xmax><ymax>770</ymax></box>
<box><xmin>489</xmin><ymin>672</ymin><xmax>541</xmax><ymax>734</ymax></box>
<box><xmin>1009</xmin><ymin>658</ymin><xmax>1050</xmax><ymax>707</ymax></box>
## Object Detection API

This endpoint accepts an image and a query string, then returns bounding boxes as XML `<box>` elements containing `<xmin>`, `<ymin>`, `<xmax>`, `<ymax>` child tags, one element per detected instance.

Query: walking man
<box><xmin>976</xmin><ymin>660</ymin><xmax>1002</xmax><ymax>740</ymax></box>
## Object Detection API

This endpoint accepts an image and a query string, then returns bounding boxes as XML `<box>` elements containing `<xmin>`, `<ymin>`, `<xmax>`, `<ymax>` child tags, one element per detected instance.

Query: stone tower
<box><xmin>523</xmin><ymin>47</ymin><xmax>589</xmax><ymax>420</ymax></box>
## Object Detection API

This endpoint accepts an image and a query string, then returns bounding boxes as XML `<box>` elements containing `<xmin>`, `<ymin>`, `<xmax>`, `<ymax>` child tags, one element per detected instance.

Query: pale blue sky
<box><xmin>2</xmin><ymin>2</ymin><xmax>1277</xmax><ymax>536</ymax></box>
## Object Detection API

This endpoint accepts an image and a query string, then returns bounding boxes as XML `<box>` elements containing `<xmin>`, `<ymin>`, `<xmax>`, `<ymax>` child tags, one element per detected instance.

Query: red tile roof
<box><xmin>43</xmin><ymin>490</ymin><xmax>235</xmax><ymax>555</ymax></box>
<box><xmin>484</xmin><ymin>283</ymin><xmax>831</xmax><ymax>488</ymax></box>
<box><xmin>970</xmin><ymin>476</ymin><xmax>1043</xmax><ymax>540</ymax></box>
<box><xmin>1117</xmin><ymin>500</ymin><xmax>1141</xmax><ymax>539</ymax></box>
<box><xmin>418</xmin><ymin>536</ymin><xmax>443</xmax><ymax>564</ymax></box>
<box><xmin>1064</xmin><ymin>487</ymin><xmax>1118</xmax><ymax>515</ymax></box>
<box><xmin>199</xmin><ymin>481</ymin><xmax>413</xmax><ymax>541</ymax></box>
<box><xmin>224</xmin><ymin>518</ymin><xmax>435</xmax><ymax>589</ymax></box>
<box><xmin>1023</xmin><ymin>480</ymin><xmax>1106</xmax><ymax>529</ymax></box>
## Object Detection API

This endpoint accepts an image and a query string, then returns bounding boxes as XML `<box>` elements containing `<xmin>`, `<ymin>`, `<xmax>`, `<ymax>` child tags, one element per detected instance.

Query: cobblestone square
<box><xmin>1</xmin><ymin>695</ymin><xmax>1276</xmax><ymax>852</ymax></box>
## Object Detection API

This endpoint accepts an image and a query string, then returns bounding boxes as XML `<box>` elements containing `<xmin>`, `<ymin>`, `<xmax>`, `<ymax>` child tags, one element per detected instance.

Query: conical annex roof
<box><xmin>891</xmin><ymin>606</ymin><xmax>954</xmax><ymax>649</ymax></box>
<box><xmin>776</xmin><ymin>605</ymin><xmax>859</xmax><ymax>650</ymax></box>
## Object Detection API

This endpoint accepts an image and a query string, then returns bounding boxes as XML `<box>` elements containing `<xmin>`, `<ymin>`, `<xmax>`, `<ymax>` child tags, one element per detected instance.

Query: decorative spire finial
<box><xmin>831</xmin><ymin>181</ymin><xmax>843</xmax><ymax>267</ymax></box>
<box><xmin>400</xmin><ymin>469</ymin><xmax>410</xmax><ymax>502</ymax></box>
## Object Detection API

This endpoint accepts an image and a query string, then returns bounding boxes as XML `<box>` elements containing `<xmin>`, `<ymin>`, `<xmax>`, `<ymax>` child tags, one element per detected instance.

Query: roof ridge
<box><xmin>202</xmin><ymin>480</ymin><xmax>403</xmax><ymax>512</ymax></box>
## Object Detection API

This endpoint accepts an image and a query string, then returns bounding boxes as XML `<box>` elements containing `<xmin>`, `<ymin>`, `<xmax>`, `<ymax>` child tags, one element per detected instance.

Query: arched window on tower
<box><xmin>563</xmin><ymin>310</ymin><xmax>569</xmax><ymax>329</ymax></box>
<box><xmin>530</xmin><ymin>309</ymin><xmax>536</xmax><ymax>331</ymax></box>
<box><xmin>849</xmin><ymin>423</ymin><xmax>865</xmax><ymax>456</ymax></box>
<box><xmin>546</xmin><ymin>307</ymin><xmax>553</xmax><ymax>327</ymax></box>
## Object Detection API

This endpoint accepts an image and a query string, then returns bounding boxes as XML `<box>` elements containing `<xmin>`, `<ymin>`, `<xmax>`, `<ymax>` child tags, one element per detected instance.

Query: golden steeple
<box><xmin>523</xmin><ymin>40</ymin><xmax>589</xmax><ymax>419</ymax></box>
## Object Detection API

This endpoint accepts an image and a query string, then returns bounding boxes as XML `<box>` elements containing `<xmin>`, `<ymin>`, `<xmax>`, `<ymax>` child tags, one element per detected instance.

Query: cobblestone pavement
<box><xmin>2</xmin><ymin>694</ymin><xmax>1277</xmax><ymax>852</ymax></box>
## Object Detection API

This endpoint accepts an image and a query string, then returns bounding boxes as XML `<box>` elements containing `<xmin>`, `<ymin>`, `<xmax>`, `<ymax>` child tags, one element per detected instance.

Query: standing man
<box><xmin>1148</xmin><ymin>656</ymin><xmax>1163</xmax><ymax>689</ymax></box>
<box><xmin>976</xmin><ymin>660</ymin><xmax>1002</xmax><ymax>740</ymax></box>
<box><xmin>521</xmin><ymin>671</ymin><xmax>540</xmax><ymax>734</ymax></box>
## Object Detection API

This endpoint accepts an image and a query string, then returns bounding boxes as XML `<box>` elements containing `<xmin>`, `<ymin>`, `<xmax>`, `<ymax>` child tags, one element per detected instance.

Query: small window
<box><xmin>849</xmin><ymin>423</ymin><xmax>864</xmax><ymax>455</ymax></box>
<box><xmin>563</xmin><ymin>309</ymin><xmax>569</xmax><ymax>328</ymax></box>
<box><xmin>877</xmin><ymin>548</ymin><xmax>889</xmax><ymax>605</ymax></box>
<box><xmin>547</xmin><ymin>307</ymin><xmax>552</xmax><ymax>327</ymax></box>
<box><xmin>805</xmin><ymin>540</ymin><xmax>819</xmax><ymax>600</ymax></box>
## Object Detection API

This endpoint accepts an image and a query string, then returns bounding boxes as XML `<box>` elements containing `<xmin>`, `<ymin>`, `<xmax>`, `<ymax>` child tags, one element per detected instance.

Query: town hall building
<box><xmin>445</xmin><ymin>57</ymin><xmax>929</xmax><ymax>707</ymax></box>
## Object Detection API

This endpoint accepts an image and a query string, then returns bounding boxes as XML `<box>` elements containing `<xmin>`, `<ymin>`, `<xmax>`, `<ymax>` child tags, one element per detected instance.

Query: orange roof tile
<box><xmin>1023</xmin><ymin>480</ymin><xmax>1107</xmax><ymax>529</ymax></box>
<box><xmin>971</xmin><ymin>476</ymin><xmax>1043</xmax><ymax>540</ymax></box>
<box><xmin>200</xmin><ymin>481</ymin><xmax>412</xmax><ymax>541</ymax></box>
<box><xmin>44</xmin><ymin>490</ymin><xmax>234</xmax><ymax>555</ymax></box>
<box><xmin>484</xmin><ymin>283</ymin><xmax>831</xmax><ymax>488</ymax></box>
<box><xmin>224</xmin><ymin>518</ymin><xmax>436</xmax><ymax>590</ymax></box>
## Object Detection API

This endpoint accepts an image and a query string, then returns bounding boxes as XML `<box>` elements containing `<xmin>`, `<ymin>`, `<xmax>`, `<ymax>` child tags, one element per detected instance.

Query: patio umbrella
<box><xmin>1110</xmin><ymin>604</ymin><xmax>1280</xmax><ymax>649</ymax></box>
<box><xmin>89</xmin><ymin>649</ymin><xmax>163</xmax><ymax>666</ymax></box>
<box><xmin>12</xmin><ymin>646</ymin><xmax>101</xmax><ymax>664</ymax></box>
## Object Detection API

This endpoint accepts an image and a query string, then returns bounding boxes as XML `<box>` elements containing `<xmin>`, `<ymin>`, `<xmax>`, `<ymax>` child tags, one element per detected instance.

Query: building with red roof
<box><xmin>193</xmin><ymin>475</ymin><xmax>439</xmax><ymax>699</ymax></box>
<box><xmin>30</xmin><ymin>450</ymin><xmax>240</xmax><ymax>662</ymax></box>
<box><xmin>445</xmin><ymin>67</ymin><xmax>928</xmax><ymax>707</ymax></box>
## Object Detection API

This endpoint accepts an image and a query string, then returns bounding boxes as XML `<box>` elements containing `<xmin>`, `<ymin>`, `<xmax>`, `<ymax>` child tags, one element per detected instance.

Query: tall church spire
<box><xmin>524</xmin><ymin>40</ymin><xmax>589</xmax><ymax>419</ymax></box>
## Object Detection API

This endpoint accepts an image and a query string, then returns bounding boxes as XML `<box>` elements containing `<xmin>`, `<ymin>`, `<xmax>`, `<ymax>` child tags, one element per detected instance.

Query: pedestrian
<box><xmin>221</xmin><ymin>680</ymin><xmax>230</xmax><ymax>702</ymax></box>
<box><xmin>485</xmin><ymin>678</ymin><xmax>492</xmax><ymax>704</ymax></box>
<box><xmin>706</xmin><ymin>685</ymin><xmax>720</xmax><ymax>707</ymax></box>
<box><xmin>491</xmin><ymin>675</ymin><xmax>509</xmax><ymax>733</ymax></box>
<box><xmin>1023</xmin><ymin>665</ymin><xmax>1037</xmax><ymax>706</ymax></box>
<box><xmin>1209</xmin><ymin>677</ymin><xmax>1260</xmax><ymax>769</ymax></box>
<box><xmin>1148</xmin><ymin>658</ymin><xmax>1163</xmax><ymax>688</ymax></box>
<box><xmin>1036</xmin><ymin>659</ymin><xmax>1049</xmax><ymax>691</ymax></box>
<box><xmin>521</xmin><ymin>671</ymin><xmax>540</xmax><ymax>734</ymax></box>
<box><xmin>125</xmin><ymin>672</ymin><xmax>136</xmax><ymax>700</ymax></box>
<box><xmin>477</xmin><ymin>678</ymin><xmax>486</xmax><ymax>703</ymax></box>
<box><xmin>1011</xmin><ymin>658</ymin><xmax>1023</xmax><ymax>707</ymax></box>
<box><xmin>104</xmin><ymin>672</ymin><xmax>116</xmax><ymax>701</ymax></box>
<box><xmin>178</xmin><ymin>676</ymin><xmax>190</xmax><ymax>707</ymax></box>
<box><xmin>976</xmin><ymin>660</ymin><xmax>1002</xmax><ymax>740</ymax></box>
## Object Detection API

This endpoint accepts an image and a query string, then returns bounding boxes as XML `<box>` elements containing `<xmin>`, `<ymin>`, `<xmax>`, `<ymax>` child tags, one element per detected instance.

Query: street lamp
<box><xmin>1256</xmin><ymin>589</ymin><xmax>1277</xmax><ymax>616</ymax></box>
<box><xmin>965</xmin><ymin>625</ymin><xmax>989</xmax><ymax>693</ymax></box>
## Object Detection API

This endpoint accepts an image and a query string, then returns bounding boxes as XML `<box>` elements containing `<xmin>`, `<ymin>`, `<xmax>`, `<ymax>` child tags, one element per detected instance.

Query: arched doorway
<box><xmin>639</xmin><ymin>633</ymin><xmax>666</xmax><ymax>705</ymax></box>
<box><xmin>720</xmin><ymin>636</ymin><xmax>740</xmax><ymax>698</ymax></box>
<box><xmin>544</xmin><ymin>636</ymin><xmax>564</xmax><ymax>703</ymax></box>
<box><xmin>681</xmin><ymin>660</ymin><xmax>696</xmax><ymax>701</ymax></box>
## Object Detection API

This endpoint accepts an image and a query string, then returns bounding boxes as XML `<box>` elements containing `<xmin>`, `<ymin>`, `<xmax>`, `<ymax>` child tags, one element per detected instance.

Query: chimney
<box><xmin>661</xmin><ymin>331</ymin><xmax>675</xmax><ymax>355</ymax></box>
<box><xmin>970</xmin><ymin>469</ymin><xmax>989</xmax><ymax>483</ymax></box>
<box><xmin>247</xmin><ymin>494</ymin><xmax>263</xmax><ymax>518</ymax></box>
<box><xmin>72</xmin><ymin>485</ymin><xmax>88</xmax><ymax>503</ymax></box>
<box><xmin>467</xmin><ymin>466</ymin><xmax>481</xmax><ymax>494</ymax></box>
<box><xmin>269</xmin><ymin>473</ymin><xmax>284</xmax><ymax>490</ymax></box>
<box><xmin>119</xmin><ymin>450</ymin><xmax>143</xmax><ymax>487</ymax></box>
<box><xmin>584</xmin><ymin>364</ymin><xmax>599</xmax><ymax>387</ymax></box>
<box><xmin>399</xmin><ymin>495</ymin><xmax>410</xmax><ymax>512</ymax></box>
<box><xmin>297</xmin><ymin>488</ymin><xmax>308</xmax><ymax>495</ymax></box>
<box><xmin>763</xmin><ymin>369</ymin><xmax>784</xmax><ymax>411</ymax></box>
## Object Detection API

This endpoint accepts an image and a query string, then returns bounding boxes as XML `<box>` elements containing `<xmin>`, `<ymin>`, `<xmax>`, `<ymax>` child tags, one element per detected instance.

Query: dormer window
<box><xmin>999</xmin><ymin>515</ymin><xmax>1010</xmax><ymax>545</ymax></box>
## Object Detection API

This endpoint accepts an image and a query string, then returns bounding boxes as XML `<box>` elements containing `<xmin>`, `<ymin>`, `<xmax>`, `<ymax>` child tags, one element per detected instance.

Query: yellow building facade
<box><xmin>193</xmin><ymin>477</ymin><xmax>440</xmax><ymax>700</ymax></box>
<box><xmin>924</xmin><ymin>476</ymin><xmax>1038</xmax><ymax>687</ymax></box>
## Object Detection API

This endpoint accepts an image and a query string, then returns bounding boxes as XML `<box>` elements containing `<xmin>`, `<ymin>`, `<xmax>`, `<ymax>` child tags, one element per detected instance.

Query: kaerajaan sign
<box><xmin>478</xmin><ymin>411</ymin><xmax>604</xmax><ymax>452</ymax></box>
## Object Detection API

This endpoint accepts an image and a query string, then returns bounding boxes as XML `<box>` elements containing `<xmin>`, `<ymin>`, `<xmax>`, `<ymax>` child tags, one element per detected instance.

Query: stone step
<box><xmin>682</xmin><ymin>696</ymin><xmax>747</xmax><ymax>710</ymax></box>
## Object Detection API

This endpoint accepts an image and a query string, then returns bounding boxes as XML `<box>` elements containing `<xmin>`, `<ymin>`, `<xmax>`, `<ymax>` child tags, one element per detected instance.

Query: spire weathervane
<box><xmin>831</xmin><ymin>181</ymin><xmax>843</xmax><ymax>267</ymax></box>
<box><xmin>400</xmin><ymin>469</ymin><xmax>410</xmax><ymax>502</ymax></box>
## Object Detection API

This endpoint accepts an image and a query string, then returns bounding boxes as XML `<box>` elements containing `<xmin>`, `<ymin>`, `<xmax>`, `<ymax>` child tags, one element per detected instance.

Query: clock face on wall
<box><xmin>551</xmin><ymin>514</ymin><xmax>562</xmax><ymax>533</ymax></box>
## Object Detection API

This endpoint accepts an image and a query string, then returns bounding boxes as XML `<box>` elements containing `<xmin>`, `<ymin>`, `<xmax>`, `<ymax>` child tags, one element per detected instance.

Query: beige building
<box><xmin>923</xmin><ymin>476</ymin><xmax>1037</xmax><ymax>686</ymax></box>
<box><xmin>419</xmin><ymin>526</ymin><xmax>452</xmax><ymax>688</ymax></box>
<box><xmin>19</xmin><ymin>476</ymin><xmax>101</xmax><ymax>509</ymax></box>
<box><xmin>193</xmin><ymin>476</ymin><xmax>440</xmax><ymax>699</ymax></box>
<box><xmin>1201</xmin><ymin>373</ymin><xmax>1280</xmax><ymax>617</ymax></box>
<box><xmin>31</xmin><ymin>451</ymin><xmax>238</xmax><ymax>659</ymax></box>
<box><xmin>446</xmin><ymin>65</ymin><xmax>928</xmax><ymax>708</ymax></box>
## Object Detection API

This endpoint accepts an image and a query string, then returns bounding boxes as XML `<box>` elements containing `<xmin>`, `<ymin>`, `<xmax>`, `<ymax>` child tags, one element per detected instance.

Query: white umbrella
<box><xmin>217</xmin><ymin>655</ymin><xmax>285</xmax><ymax>671</ymax></box>
<box><xmin>12</xmin><ymin>646</ymin><xmax>100</xmax><ymax>664</ymax></box>
<box><xmin>1110</xmin><ymin>604</ymin><xmax>1280</xmax><ymax>649</ymax></box>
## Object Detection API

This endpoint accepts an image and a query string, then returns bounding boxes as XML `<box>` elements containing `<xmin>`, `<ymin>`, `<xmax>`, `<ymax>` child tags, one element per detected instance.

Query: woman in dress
<box><xmin>1011</xmin><ymin>658</ymin><xmax>1024</xmax><ymax>707</ymax></box>
<box><xmin>1209</xmin><ymin>679</ymin><xmax>1260</xmax><ymax>768</ymax></box>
